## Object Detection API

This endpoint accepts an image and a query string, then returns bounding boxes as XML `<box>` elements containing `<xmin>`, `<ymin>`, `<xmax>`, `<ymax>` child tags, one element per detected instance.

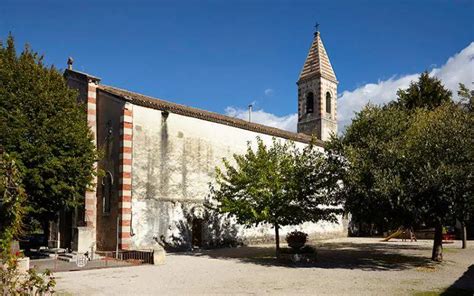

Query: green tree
<box><xmin>395</xmin><ymin>71</ymin><xmax>452</xmax><ymax>110</ymax></box>
<box><xmin>0</xmin><ymin>35</ymin><xmax>97</xmax><ymax>235</ymax></box>
<box><xmin>402</xmin><ymin>103</ymin><xmax>472</xmax><ymax>260</ymax></box>
<box><xmin>456</xmin><ymin>83</ymin><xmax>474</xmax><ymax>248</ymax></box>
<box><xmin>210</xmin><ymin>138</ymin><xmax>340</xmax><ymax>253</ymax></box>
<box><xmin>457</xmin><ymin>83</ymin><xmax>474</xmax><ymax>112</ymax></box>
<box><xmin>326</xmin><ymin>106</ymin><xmax>415</xmax><ymax>235</ymax></box>
<box><xmin>330</xmin><ymin>74</ymin><xmax>473</xmax><ymax>261</ymax></box>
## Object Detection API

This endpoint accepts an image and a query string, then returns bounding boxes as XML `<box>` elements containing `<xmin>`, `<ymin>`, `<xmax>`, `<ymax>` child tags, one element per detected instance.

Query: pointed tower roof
<box><xmin>299</xmin><ymin>31</ymin><xmax>337</xmax><ymax>83</ymax></box>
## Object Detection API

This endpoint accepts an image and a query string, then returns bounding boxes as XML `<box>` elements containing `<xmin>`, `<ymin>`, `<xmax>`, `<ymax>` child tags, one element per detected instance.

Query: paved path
<box><xmin>55</xmin><ymin>238</ymin><xmax>474</xmax><ymax>295</ymax></box>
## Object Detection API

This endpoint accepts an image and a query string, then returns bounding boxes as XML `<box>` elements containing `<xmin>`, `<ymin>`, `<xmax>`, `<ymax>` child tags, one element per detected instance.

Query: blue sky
<box><xmin>1</xmin><ymin>0</ymin><xmax>473</xmax><ymax>131</ymax></box>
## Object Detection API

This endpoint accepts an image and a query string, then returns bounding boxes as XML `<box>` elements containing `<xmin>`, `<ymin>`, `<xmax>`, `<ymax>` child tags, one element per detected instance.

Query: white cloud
<box><xmin>264</xmin><ymin>88</ymin><xmax>274</xmax><ymax>97</ymax></box>
<box><xmin>338</xmin><ymin>42</ymin><xmax>474</xmax><ymax>130</ymax></box>
<box><xmin>224</xmin><ymin>42</ymin><xmax>474</xmax><ymax>134</ymax></box>
<box><xmin>225</xmin><ymin>106</ymin><xmax>298</xmax><ymax>132</ymax></box>
<box><xmin>336</xmin><ymin>73</ymin><xmax>419</xmax><ymax>129</ymax></box>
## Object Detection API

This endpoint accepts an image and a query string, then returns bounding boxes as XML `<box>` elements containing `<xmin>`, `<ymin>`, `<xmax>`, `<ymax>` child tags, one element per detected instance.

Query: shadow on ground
<box><xmin>172</xmin><ymin>241</ymin><xmax>436</xmax><ymax>271</ymax></box>
<box><xmin>441</xmin><ymin>264</ymin><xmax>474</xmax><ymax>295</ymax></box>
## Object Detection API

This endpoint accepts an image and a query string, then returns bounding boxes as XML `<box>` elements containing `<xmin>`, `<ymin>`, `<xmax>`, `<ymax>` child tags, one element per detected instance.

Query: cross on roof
<box><xmin>314</xmin><ymin>22</ymin><xmax>320</xmax><ymax>33</ymax></box>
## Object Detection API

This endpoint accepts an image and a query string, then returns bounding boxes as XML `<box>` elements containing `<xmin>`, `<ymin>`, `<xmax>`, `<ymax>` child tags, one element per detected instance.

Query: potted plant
<box><xmin>286</xmin><ymin>230</ymin><xmax>308</xmax><ymax>250</ymax></box>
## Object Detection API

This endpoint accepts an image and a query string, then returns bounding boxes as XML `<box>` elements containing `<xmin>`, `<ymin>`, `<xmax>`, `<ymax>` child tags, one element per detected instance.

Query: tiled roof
<box><xmin>299</xmin><ymin>32</ymin><xmax>337</xmax><ymax>83</ymax></box>
<box><xmin>64</xmin><ymin>68</ymin><xmax>101</xmax><ymax>83</ymax></box>
<box><xmin>98</xmin><ymin>85</ymin><xmax>321</xmax><ymax>146</ymax></box>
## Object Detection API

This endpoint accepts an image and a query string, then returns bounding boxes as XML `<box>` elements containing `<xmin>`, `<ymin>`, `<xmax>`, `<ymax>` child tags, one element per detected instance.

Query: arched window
<box><xmin>306</xmin><ymin>92</ymin><xmax>314</xmax><ymax>114</ymax></box>
<box><xmin>326</xmin><ymin>92</ymin><xmax>332</xmax><ymax>114</ymax></box>
<box><xmin>102</xmin><ymin>171</ymin><xmax>113</xmax><ymax>214</ymax></box>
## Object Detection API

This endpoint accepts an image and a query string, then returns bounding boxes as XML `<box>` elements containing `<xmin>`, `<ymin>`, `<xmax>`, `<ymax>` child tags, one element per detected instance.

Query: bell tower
<box><xmin>297</xmin><ymin>28</ymin><xmax>338</xmax><ymax>141</ymax></box>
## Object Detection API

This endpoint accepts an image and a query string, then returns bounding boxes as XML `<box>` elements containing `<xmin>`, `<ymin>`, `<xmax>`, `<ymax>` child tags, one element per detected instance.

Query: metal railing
<box><xmin>98</xmin><ymin>249</ymin><xmax>154</xmax><ymax>265</ymax></box>
<box><xmin>29</xmin><ymin>249</ymin><xmax>154</xmax><ymax>273</ymax></box>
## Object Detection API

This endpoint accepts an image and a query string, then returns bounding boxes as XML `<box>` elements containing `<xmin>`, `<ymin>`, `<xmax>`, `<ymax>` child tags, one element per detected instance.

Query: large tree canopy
<box><xmin>329</xmin><ymin>73</ymin><xmax>474</xmax><ymax>261</ymax></box>
<box><xmin>326</xmin><ymin>106</ymin><xmax>414</xmax><ymax>231</ymax></box>
<box><xmin>210</xmin><ymin>138</ymin><xmax>341</xmax><ymax>252</ymax></box>
<box><xmin>0</xmin><ymin>35</ymin><xmax>97</xmax><ymax>230</ymax></box>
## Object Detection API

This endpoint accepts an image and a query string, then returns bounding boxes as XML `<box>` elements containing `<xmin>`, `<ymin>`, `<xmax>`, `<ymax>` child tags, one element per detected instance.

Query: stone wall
<box><xmin>130</xmin><ymin>104</ymin><xmax>346</xmax><ymax>250</ymax></box>
<box><xmin>95</xmin><ymin>91</ymin><xmax>124</xmax><ymax>251</ymax></box>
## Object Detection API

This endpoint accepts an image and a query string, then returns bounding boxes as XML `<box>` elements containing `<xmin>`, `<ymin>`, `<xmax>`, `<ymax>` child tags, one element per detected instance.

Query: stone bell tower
<box><xmin>297</xmin><ymin>28</ymin><xmax>338</xmax><ymax>141</ymax></box>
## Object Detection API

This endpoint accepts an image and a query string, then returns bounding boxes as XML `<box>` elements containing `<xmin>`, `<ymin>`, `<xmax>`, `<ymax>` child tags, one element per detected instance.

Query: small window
<box><xmin>102</xmin><ymin>171</ymin><xmax>113</xmax><ymax>214</ymax></box>
<box><xmin>326</xmin><ymin>92</ymin><xmax>332</xmax><ymax>114</ymax></box>
<box><xmin>306</xmin><ymin>92</ymin><xmax>314</xmax><ymax>114</ymax></box>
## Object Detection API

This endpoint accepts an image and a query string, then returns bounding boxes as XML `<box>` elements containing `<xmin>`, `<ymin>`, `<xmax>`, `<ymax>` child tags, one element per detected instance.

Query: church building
<box><xmin>59</xmin><ymin>29</ymin><xmax>346</xmax><ymax>254</ymax></box>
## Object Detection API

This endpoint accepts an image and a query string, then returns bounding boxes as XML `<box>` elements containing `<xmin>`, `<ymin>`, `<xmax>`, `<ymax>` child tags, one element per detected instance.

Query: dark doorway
<box><xmin>192</xmin><ymin>219</ymin><xmax>203</xmax><ymax>248</ymax></box>
<box><xmin>59</xmin><ymin>209</ymin><xmax>73</xmax><ymax>249</ymax></box>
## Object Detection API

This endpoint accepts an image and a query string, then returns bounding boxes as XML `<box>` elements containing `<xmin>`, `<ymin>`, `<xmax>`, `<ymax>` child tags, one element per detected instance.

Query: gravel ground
<box><xmin>55</xmin><ymin>237</ymin><xmax>474</xmax><ymax>295</ymax></box>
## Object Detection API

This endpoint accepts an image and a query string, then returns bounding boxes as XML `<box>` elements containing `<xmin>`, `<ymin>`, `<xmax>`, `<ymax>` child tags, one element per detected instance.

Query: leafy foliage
<box><xmin>329</xmin><ymin>73</ymin><xmax>474</xmax><ymax>261</ymax></box>
<box><xmin>327</xmin><ymin>106</ymin><xmax>414</xmax><ymax>230</ymax></box>
<box><xmin>0</xmin><ymin>153</ymin><xmax>27</xmax><ymax>257</ymax></box>
<box><xmin>403</xmin><ymin>103</ymin><xmax>473</xmax><ymax>227</ymax></box>
<box><xmin>457</xmin><ymin>83</ymin><xmax>474</xmax><ymax>112</ymax></box>
<box><xmin>210</xmin><ymin>137</ymin><xmax>341</xmax><ymax>250</ymax></box>
<box><xmin>1</xmin><ymin>264</ymin><xmax>56</xmax><ymax>296</ymax></box>
<box><xmin>285</xmin><ymin>230</ymin><xmax>308</xmax><ymax>250</ymax></box>
<box><xmin>0</xmin><ymin>35</ymin><xmax>97</xmax><ymax>228</ymax></box>
<box><xmin>395</xmin><ymin>71</ymin><xmax>452</xmax><ymax>110</ymax></box>
<box><xmin>0</xmin><ymin>152</ymin><xmax>56</xmax><ymax>295</ymax></box>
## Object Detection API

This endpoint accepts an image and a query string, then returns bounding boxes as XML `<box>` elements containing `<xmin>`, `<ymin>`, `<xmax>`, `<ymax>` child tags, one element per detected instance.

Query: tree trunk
<box><xmin>274</xmin><ymin>223</ymin><xmax>280</xmax><ymax>254</ymax></box>
<box><xmin>461</xmin><ymin>221</ymin><xmax>467</xmax><ymax>249</ymax></box>
<box><xmin>42</xmin><ymin>220</ymin><xmax>50</xmax><ymax>248</ymax></box>
<box><xmin>432</xmin><ymin>223</ymin><xmax>443</xmax><ymax>262</ymax></box>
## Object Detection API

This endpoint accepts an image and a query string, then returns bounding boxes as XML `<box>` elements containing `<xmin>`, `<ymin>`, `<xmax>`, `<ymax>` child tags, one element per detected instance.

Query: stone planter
<box><xmin>278</xmin><ymin>252</ymin><xmax>317</xmax><ymax>264</ymax></box>
<box><xmin>277</xmin><ymin>246</ymin><xmax>317</xmax><ymax>264</ymax></box>
<box><xmin>153</xmin><ymin>246</ymin><xmax>166</xmax><ymax>265</ymax></box>
<box><xmin>16</xmin><ymin>257</ymin><xmax>30</xmax><ymax>273</ymax></box>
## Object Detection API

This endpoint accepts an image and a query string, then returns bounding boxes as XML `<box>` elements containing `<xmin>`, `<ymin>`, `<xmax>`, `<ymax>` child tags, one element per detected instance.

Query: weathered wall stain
<box><xmin>131</xmin><ymin>105</ymin><xmax>346</xmax><ymax>249</ymax></box>
<box><xmin>180</xmin><ymin>138</ymin><xmax>188</xmax><ymax>198</ymax></box>
<box><xmin>159</xmin><ymin>113</ymin><xmax>170</xmax><ymax>197</ymax></box>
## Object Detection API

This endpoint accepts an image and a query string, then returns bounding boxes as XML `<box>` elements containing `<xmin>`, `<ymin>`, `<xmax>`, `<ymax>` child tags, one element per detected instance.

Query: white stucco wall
<box><xmin>130</xmin><ymin>104</ymin><xmax>345</xmax><ymax>249</ymax></box>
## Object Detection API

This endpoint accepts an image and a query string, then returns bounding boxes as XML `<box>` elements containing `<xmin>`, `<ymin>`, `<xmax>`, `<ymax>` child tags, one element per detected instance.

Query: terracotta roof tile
<box><xmin>299</xmin><ymin>32</ymin><xmax>337</xmax><ymax>83</ymax></box>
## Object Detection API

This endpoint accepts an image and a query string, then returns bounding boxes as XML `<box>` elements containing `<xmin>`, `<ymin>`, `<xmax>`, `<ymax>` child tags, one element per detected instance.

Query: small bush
<box><xmin>1</xmin><ymin>258</ymin><xmax>56</xmax><ymax>295</ymax></box>
<box><xmin>286</xmin><ymin>230</ymin><xmax>308</xmax><ymax>250</ymax></box>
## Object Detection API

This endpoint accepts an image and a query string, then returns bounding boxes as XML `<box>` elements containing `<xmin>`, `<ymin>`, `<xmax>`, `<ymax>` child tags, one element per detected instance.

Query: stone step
<box><xmin>57</xmin><ymin>257</ymin><xmax>75</xmax><ymax>262</ymax></box>
<box><xmin>40</xmin><ymin>248</ymin><xmax>68</xmax><ymax>254</ymax></box>
<box><xmin>61</xmin><ymin>253</ymin><xmax>76</xmax><ymax>259</ymax></box>
<box><xmin>57</xmin><ymin>254</ymin><xmax>77</xmax><ymax>262</ymax></box>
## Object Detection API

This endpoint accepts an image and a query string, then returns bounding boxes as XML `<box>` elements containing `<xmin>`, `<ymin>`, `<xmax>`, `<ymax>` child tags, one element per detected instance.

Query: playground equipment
<box><xmin>382</xmin><ymin>227</ymin><xmax>417</xmax><ymax>242</ymax></box>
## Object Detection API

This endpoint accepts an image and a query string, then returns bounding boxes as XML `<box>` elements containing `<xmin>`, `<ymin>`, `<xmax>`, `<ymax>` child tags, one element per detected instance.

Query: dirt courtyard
<box><xmin>55</xmin><ymin>237</ymin><xmax>474</xmax><ymax>295</ymax></box>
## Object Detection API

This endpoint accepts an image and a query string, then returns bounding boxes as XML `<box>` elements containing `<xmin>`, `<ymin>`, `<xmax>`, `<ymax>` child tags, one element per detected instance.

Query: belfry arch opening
<box><xmin>326</xmin><ymin>92</ymin><xmax>332</xmax><ymax>114</ymax></box>
<box><xmin>306</xmin><ymin>92</ymin><xmax>314</xmax><ymax>114</ymax></box>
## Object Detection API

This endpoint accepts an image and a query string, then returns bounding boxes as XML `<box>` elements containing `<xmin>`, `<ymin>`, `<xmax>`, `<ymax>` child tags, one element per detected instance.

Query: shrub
<box><xmin>286</xmin><ymin>230</ymin><xmax>308</xmax><ymax>250</ymax></box>
<box><xmin>0</xmin><ymin>152</ymin><xmax>56</xmax><ymax>295</ymax></box>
